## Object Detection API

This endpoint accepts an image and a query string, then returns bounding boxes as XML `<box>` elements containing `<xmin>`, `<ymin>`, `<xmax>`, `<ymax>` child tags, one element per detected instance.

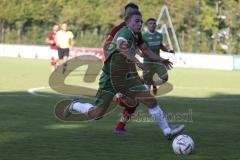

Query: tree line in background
<box><xmin>0</xmin><ymin>0</ymin><xmax>239</xmax><ymax>54</ymax></box>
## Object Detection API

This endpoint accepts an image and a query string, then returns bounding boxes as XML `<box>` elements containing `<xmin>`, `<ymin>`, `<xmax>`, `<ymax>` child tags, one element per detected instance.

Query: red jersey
<box><xmin>103</xmin><ymin>22</ymin><xmax>144</xmax><ymax>58</ymax></box>
<box><xmin>47</xmin><ymin>32</ymin><xmax>58</xmax><ymax>50</ymax></box>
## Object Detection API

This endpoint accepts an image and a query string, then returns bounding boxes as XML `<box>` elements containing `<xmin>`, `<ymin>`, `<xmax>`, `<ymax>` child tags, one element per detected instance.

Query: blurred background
<box><xmin>0</xmin><ymin>0</ymin><xmax>239</xmax><ymax>55</ymax></box>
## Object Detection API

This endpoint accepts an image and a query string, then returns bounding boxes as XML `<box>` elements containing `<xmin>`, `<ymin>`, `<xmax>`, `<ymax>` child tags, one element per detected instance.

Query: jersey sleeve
<box><xmin>116</xmin><ymin>28</ymin><xmax>132</xmax><ymax>44</ymax></box>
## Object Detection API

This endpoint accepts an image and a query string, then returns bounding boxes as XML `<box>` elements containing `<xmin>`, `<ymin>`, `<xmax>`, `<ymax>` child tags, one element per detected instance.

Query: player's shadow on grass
<box><xmin>0</xmin><ymin>91</ymin><xmax>240</xmax><ymax>159</ymax></box>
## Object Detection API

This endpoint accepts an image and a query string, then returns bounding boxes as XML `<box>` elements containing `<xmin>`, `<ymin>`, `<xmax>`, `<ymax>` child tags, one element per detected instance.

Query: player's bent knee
<box><xmin>162</xmin><ymin>75</ymin><xmax>168</xmax><ymax>83</ymax></box>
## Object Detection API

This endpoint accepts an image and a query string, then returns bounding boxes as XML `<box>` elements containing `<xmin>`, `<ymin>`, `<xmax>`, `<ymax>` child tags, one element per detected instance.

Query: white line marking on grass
<box><xmin>27</xmin><ymin>86</ymin><xmax>68</xmax><ymax>97</ymax></box>
<box><xmin>27</xmin><ymin>86</ymin><xmax>50</xmax><ymax>97</ymax></box>
<box><xmin>0</xmin><ymin>94</ymin><xmax>28</xmax><ymax>97</ymax></box>
<box><xmin>175</xmin><ymin>86</ymin><xmax>240</xmax><ymax>92</ymax></box>
<box><xmin>158</xmin><ymin>97</ymin><xmax>240</xmax><ymax>102</ymax></box>
<box><xmin>24</xmin><ymin>85</ymin><xmax>240</xmax><ymax>103</ymax></box>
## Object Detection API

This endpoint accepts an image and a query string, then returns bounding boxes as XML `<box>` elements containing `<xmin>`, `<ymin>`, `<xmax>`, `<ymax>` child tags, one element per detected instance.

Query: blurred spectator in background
<box><xmin>55</xmin><ymin>22</ymin><xmax>74</xmax><ymax>73</ymax></box>
<box><xmin>45</xmin><ymin>24</ymin><xmax>59</xmax><ymax>71</ymax></box>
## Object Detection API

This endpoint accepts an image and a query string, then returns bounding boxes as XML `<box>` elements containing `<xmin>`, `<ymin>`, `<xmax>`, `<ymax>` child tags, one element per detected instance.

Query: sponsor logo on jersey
<box><xmin>148</xmin><ymin>41</ymin><xmax>161</xmax><ymax>46</ymax></box>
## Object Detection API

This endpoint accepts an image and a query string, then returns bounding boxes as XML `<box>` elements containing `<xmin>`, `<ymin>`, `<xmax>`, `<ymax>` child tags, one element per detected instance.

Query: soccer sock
<box><xmin>116</xmin><ymin>107</ymin><xmax>136</xmax><ymax>130</ymax></box>
<box><xmin>120</xmin><ymin>107</ymin><xmax>136</xmax><ymax>123</ymax></box>
<box><xmin>72</xmin><ymin>102</ymin><xmax>94</xmax><ymax>114</ymax></box>
<box><xmin>116</xmin><ymin>122</ymin><xmax>125</xmax><ymax>130</ymax></box>
<box><xmin>148</xmin><ymin>105</ymin><xmax>171</xmax><ymax>136</ymax></box>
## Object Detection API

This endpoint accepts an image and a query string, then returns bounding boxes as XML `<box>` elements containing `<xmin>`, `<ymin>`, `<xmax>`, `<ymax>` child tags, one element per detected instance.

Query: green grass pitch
<box><xmin>0</xmin><ymin>57</ymin><xmax>240</xmax><ymax>160</ymax></box>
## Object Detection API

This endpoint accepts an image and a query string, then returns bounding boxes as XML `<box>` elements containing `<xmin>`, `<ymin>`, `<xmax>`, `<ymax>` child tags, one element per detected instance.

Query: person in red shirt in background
<box><xmin>45</xmin><ymin>24</ymin><xmax>59</xmax><ymax>71</ymax></box>
<box><xmin>103</xmin><ymin>3</ymin><xmax>173</xmax><ymax>134</ymax></box>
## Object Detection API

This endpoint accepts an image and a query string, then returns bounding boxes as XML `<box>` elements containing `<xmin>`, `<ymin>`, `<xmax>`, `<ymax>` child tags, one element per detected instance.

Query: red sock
<box><xmin>116</xmin><ymin>122</ymin><xmax>125</xmax><ymax>130</ymax></box>
<box><xmin>116</xmin><ymin>107</ymin><xmax>137</xmax><ymax>130</ymax></box>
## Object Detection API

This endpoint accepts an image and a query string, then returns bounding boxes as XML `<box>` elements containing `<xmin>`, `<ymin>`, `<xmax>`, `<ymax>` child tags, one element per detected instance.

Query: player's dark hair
<box><xmin>146</xmin><ymin>18</ymin><xmax>157</xmax><ymax>24</ymax></box>
<box><xmin>124</xmin><ymin>10</ymin><xmax>142</xmax><ymax>22</ymax></box>
<box><xmin>124</xmin><ymin>2</ymin><xmax>139</xmax><ymax>11</ymax></box>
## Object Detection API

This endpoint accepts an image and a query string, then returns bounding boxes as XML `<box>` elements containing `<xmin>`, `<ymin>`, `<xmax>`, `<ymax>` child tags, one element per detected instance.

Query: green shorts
<box><xmin>94</xmin><ymin>53</ymin><xmax>152</xmax><ymax>108</ymax></box>
<box><xmin>143</xmin><ymin>62</ymin><xmax>168</xmax><ymax>85</ymax></box>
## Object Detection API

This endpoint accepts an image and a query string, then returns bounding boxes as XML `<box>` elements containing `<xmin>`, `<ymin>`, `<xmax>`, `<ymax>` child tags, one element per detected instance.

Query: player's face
<box><xmin>62</xmin><ymin>23</ymin><xmax>68</xmax><ymax>31</ymax></box>
<box><xmin>147</xmin><ymin>20</ymin><xmax>156</xmax><ymax>32</ymax></box>
<box><xmin>128</xmin><ymin>15</ymin><xmax>142</xmax><ymax>33</ymax></box>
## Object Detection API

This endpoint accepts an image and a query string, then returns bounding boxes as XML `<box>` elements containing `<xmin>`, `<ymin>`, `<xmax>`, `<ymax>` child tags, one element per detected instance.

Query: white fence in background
<box><xmin>0</xmin><ymin>44</ymin><xmax>239</xmax><ymax>71</ymax></box>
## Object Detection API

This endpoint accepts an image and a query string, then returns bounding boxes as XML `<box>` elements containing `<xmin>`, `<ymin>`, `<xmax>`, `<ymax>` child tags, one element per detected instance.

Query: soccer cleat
<box><xmin>113</xmin><ymin>129</ymin><xmax>128</xmax><ymax>135</ymax></box>
<box><xmin>153</xmin><ymin>85</ymin><xmax>158</xmax><ymax>95</ymax></box>
<box><xmin>63</xmin><ymin>98</ymin><xmax>79</xmax><ymax>118</ymax></box>
<box><xmin>114</xmin><ymin>122</ymin><xmax>127</xmax><ymax>135</ymax></box>
<box><xmin>166</xmin><ymin>125</ymin><xmax>185</xmax><ymax>140</ymax></box>
<box><xmin>63</xmin><ymin>102</ymin><xmax>74</xmax><ymax>118</ymax></box>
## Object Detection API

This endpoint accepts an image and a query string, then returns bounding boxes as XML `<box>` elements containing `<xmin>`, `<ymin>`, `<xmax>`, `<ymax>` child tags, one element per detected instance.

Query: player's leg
<box><xmin>153</xmin><ymin>63</ymin><xmax>168</xmax><ymax>86</ymax></box>
<box><xmin>143</xmin><ymin>63</ymin><xmax>155</xmax><ymax>92</ymax></box>
<box><xmin>109</xmin><ymin>53</ymin><xmax>140</xmax><ymax>133</ymax></box>
<box><xmin>50</xmin><ymin>57</ymin><xmax>56</xmax><ymax>71</ymax></box>
<box><xmin>62</xmin><ymin>48</ymin><xmax>69</xmax><ymax>74</ymax></box>
<box><xmin>150</xmin><ymin>62</ymin><xmax>168</xmax><ymax>95</ymax></box>
<box><xmin>113</xmin><ymin>70</ymin><xmax>154</xmax><ymax>128</ymax></box>
<box><xmin>49</xmin><ymin>49</ymin><xmax>58</xmax><ymax>71</ymax></box>
<box><xmin>114</xmin><ymin>75</ymin><xmax>177</xmax><ymax>138</ymax></box>
<box><xmin>58</xmin><ymin>48</ymin><xmax>64</xmax><ymax>65</ymax></box>
<box><xmin>133</xmin><ymin>86</ymin><xmax>184</xmax><ymax>140</ymax></box>
<box><xmin>113</xmin><ymin>93</ymin><xmax>138</xmax><ymax>134</ymax></box>
<box><xmin>110</xmin><ymin>54</ymin><xmax>184</xmax><ymax>139</ymax></box>
<box><xmin>63</xmin><ymin>71</ymin><xmax>116</xmax><ymax>120</ymax></box>
<box><xmin>64</xmin><ymin>91</ymin><xmax>114</xmax><ymax>119</ymax></box>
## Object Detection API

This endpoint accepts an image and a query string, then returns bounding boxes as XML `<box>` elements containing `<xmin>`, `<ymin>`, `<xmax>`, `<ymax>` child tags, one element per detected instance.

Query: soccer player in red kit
<box><xmin>46</xmin><ymin>24</ymin><xmax>59</xmax><ymax>71</ymax></box>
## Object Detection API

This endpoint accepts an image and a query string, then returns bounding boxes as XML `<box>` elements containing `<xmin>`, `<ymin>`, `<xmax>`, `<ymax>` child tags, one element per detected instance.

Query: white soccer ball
<box><xmin>172</xmin><ymin>134</ymin><xmax>194</xmax><ymax>155</ymax></box>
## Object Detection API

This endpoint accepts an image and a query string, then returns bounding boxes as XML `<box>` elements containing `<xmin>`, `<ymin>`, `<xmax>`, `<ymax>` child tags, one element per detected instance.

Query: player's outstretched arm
<box><xmin>117</xmin><ymin>40</ymin><xmax>145</xmax><ymax>70</ymax></box>
<box><xmin>139</xmin><ymin>43</ymin><xmax>173</xmax><ymax>69</ymax></box>
<box><xmin>160</xmin><ymin>43</ymin><xmax>175</xmax><ymax>54</ymax></box>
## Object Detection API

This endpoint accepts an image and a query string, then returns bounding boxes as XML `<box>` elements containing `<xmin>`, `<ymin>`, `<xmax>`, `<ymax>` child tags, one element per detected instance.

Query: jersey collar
<box><xmin>146</xmin><ymin>30</ymin><xmax>157</xmax><ymax>35</ymax></box>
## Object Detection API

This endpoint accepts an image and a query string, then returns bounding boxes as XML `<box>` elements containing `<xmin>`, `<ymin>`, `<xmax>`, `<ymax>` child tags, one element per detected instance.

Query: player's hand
<box><xmin>161</xmin><ymin>59</ymin><xmax>173</xmax><ymax>70</ymax></box>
